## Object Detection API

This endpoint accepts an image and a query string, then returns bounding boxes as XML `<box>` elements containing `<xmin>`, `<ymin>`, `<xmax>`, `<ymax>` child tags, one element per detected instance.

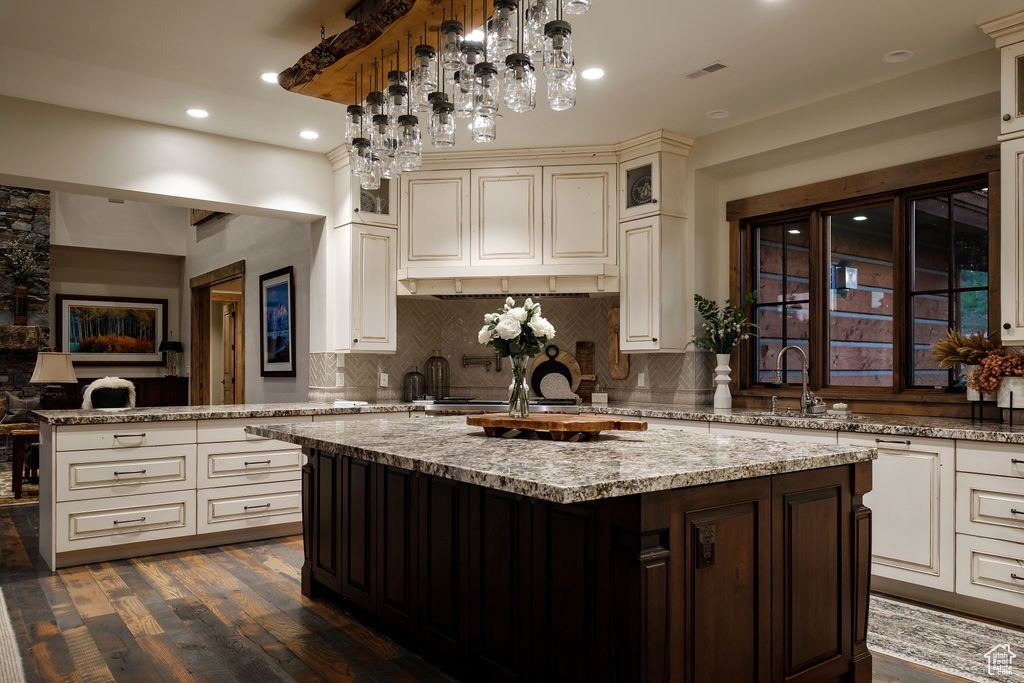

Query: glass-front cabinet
<box><xmin>1000</xmin><ymin>39</ymin><xmax>1024</xmax><ymax>137</ymax></box>
<box><xmin>618</xmin><ymin>152</ymin><xmax>660</xmax><ymax>220</ymax></box>
<box><xmin>350</xmin><ymin>176</ymin><xmax>398</xmax><ymax>227</ymax></box>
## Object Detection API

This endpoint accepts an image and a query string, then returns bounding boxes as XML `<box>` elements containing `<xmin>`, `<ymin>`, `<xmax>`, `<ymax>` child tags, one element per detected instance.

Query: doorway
<box><xmin>190</xmin><ymin>261</ymin><xmax>245</xmax><ymax>406</ymax></box>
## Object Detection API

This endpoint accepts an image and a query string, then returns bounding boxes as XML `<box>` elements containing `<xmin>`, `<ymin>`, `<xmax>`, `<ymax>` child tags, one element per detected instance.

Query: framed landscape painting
<box><xmin>56</xmin><ymin>294</ymin><xmax>167</xmax><ymax>365</ymax></box>
<box><xmin>259</xmin><ymin>266</ymin><xmax>296</xmax><ymax>377</ymax></box>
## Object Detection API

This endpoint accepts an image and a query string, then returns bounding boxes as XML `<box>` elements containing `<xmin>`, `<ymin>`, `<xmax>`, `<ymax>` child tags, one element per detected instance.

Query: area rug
<box><xmin>0</xmin><ymin>590</ymin><xmax>26</xmax><ymax>683</ymax></box>
<box><xmin>0</xmin><ymin>461</ymin><xmax>38</xmax><ymax>507</ymax></box>
<box><xmin>868</xmin><ymin>593</ymin><xmax>1024</xmax><ymax>681</ymax></box>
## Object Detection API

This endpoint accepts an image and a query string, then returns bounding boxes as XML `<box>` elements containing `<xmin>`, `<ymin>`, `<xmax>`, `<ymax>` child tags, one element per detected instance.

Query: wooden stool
<box><xmin>11</xmin><ymin>427</ymin><xmax>39</xmax><ymax>499</ymax></box>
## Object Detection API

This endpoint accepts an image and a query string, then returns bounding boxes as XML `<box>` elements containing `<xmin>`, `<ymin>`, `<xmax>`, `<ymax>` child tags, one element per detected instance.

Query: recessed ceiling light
<box><xmin>787</xmin><ymin>228</ymin><xmax>801</xmax><ymax>235</ymax></box>
<box><xmin>706</xmin><ymin>109</ymin><xmax>731</xmax><ymax>120</ymax></box>
<box><xmin>260</xmin><ymin>71</ymin><xmax>279</xmax><ymax>84</ymax></box>
<box><xmin>299</xmin><ymin>130</ymin><xmax>320</xmax><ymax>140</ymax></box>
<box><xmin>186</xmin><ymin>108</ymin><xmax>209</xmax><ymax>119</ymax></box>
<box><xmin>882</xmin><ymin>49</ymin><xmax>914</xmax><ymax>64</ymax></box>
<box><xmin>853</xmin><ymin>215</ymin><xmax>868</xmax><ymax>221</ymax></box>
<box><xmin>581</xmin><ymin>67</ymin><xmax>604</xmax><ymax>80</ymax></box>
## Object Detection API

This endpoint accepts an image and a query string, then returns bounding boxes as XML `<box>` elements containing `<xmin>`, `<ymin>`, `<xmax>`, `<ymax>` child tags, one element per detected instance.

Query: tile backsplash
<box><xmin>309</xmin><ymin>296</ymin><xmax>714</xmax><ymax>407</ymax></box>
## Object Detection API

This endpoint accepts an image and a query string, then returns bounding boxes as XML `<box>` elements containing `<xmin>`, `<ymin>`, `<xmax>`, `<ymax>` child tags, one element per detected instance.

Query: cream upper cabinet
<box><xmin>471</xmin><ymin>166</ymin><xmax>542</xmax><ymax>266</ymax></box>
<box><xmin>618</xmin><ymin>150</ymin><xmax>687</xmax><ymax>221</ymax></box>
<box><xmin>619</xmin><ymin>214</ymin><xmax>686</xmax><ymax>352</ymax></box>
<box><xmin>348</xmin><ymin>177</ymin><xmax>399</xmax><ymax>227</ymax></box>
<box><xmin>544</xmin><ymin>164</ymin><xmax>616</xmax><ymax>266</ymax></box>
<box><xmin>336</xmin><ymin>223</ymin><xmax>397</xmax><ymax>353</ymax></box>
<box><xmin>841</xmin><ymin>434</ymin><xmax>955</xmax><ymax>592</ymax></box>
<box><xmin>1000</xmin><ymin>137</ymin><xmax>1024</xmax><ymax>344</ymax></box>
<box><xmin>400</xmin><ymin>169</ymin><xmax>471</xmax><ymax>270</ymax></box>
<box><xmin>1000</xmin><ymin>35</ymin><xmax>1024</xmax><ymax>137</ymax></box>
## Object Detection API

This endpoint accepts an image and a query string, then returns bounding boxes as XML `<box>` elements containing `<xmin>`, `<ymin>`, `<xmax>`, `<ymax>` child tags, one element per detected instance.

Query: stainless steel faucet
<box><xmin>774</xmin><ymin>345</ymin><xmax>823</xmax><ymax>416</ymax></box>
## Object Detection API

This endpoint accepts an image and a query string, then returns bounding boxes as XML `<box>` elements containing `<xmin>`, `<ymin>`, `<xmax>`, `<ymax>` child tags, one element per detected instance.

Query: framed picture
<box><xmin>259</xmin><ymin>266</ymin><xmax>296</xmax><ymax>377</ymax></box>
<box><xmin>56</xmin><ymin>294</ymin><xmax>167</xmax><ymax>365</ymax></box>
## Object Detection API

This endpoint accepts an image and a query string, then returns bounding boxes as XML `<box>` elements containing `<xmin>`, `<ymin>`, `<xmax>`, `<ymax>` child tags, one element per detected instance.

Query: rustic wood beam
<box><xmin>278</xmin><ymin>0</ymin><xmax>480</xmax><ymax>106</ymax></box>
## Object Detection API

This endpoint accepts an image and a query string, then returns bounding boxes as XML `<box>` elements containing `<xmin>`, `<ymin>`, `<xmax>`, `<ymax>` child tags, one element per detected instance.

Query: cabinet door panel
<box><xmin>342</xmin><ymin>456</ymin><xmax>375</xmax><ymax>609</ymax></box>
<box><xmin>473</xmin><ymin>168</ymin><xmax>541</xmax><ymax>265</ymax></box>
<box><xmin>401</xmin><ymin>171</ymin><xmax>471</xmax><ymax>266</ymax></box>
<box><xmin>621</xmin><ymin>219</ymin><xmax>659</xmax><ymax>347</ymax></box>
<box><xmin>354</xmin><ymin>226</ymin><xmax>396</xmax><ymax>348</ymax></box>
<box><xmin>544</xmin><ymin>165</ymin><xmax>615</xmax><ymax>265</ymax></box>
<box><xmin>418</xmin><ymin>475</ymin><xmax>467</xmax><ymax>657</ymax></box>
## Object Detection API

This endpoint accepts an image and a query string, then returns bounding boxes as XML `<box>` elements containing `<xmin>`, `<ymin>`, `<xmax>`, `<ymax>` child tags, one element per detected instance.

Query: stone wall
<box><xmin>0</xmin><ymin>186</ymin><xmax>51</xmax><ymax>398</ymax></box>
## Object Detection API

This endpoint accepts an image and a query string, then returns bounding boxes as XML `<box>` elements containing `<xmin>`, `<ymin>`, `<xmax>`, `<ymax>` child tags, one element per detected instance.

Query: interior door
<box><xmin>222</xmin><ymin>302</ymin><xmax>237</xmax><ymax>404</ymax></box>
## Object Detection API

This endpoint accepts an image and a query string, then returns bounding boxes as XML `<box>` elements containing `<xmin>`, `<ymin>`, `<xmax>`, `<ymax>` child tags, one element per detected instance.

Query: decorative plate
<box><xmin>629</xmin><ymin>174</ymin><xmax>653</xmax><ymax>205</ymax></box>
<box><xmin>360</xmin><ymin>190</ymin><xmax>378</xmax><ymax>213</ymax></box>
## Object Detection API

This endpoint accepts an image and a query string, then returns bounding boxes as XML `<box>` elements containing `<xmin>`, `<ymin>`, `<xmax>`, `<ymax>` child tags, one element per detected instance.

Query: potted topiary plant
<box><xmin>1</xmin><ymin>235</ymin><xmax>37</xmax><ymax>325</ymax></box>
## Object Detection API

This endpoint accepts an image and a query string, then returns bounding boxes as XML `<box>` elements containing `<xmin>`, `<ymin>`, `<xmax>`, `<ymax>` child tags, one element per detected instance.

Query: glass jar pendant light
<box><xmin>431</xmin><ymin>99</ymin><xmax>456</xmax><ymax>147</ymax></box>
<box><xmin>397</xmin><ymin>114</ymin><xmax>423</xmax><ymax>171</ymax></box>
<box><xmin>504</xmin><ymin>53</ymin><xmax>536</xmax><ymax>113</ymax></box>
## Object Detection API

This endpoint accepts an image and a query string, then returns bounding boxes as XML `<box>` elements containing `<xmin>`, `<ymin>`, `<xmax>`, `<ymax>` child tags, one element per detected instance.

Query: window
<box><xmin>738</xmin><ymin>167</ymin><xmax>993</xmax><ymax>397</ymax></box>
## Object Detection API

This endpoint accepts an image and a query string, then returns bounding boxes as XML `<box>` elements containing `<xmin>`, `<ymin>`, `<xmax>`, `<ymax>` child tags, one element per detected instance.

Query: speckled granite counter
<box><xmin>248</xmin><ymin>416</ymin><xmax>875</xmax><ymax>504</ymax></box>
<box><xmin>592</xmin><ymin>404</ymin><xmax>1024</xmax><ymax>444</ymax></box>
<box><xmin>32</xmin><ymin>401</ymin><xmax>416</xmax><ymax>425</ymax></box>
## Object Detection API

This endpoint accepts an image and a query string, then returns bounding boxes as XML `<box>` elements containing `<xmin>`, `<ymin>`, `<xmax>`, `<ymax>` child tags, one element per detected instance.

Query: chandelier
<box><xmin>340</xmin><ymin>0</ymin><xmax>592</xmax><ymax>189</ymax></box>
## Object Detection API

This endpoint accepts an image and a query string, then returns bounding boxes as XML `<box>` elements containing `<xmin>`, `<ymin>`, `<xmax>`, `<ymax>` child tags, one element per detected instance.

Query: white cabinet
<box><xmin>999</xmin><ymin>35</ymin><xmax>1024</xmax><ymax>138</ymax></box>
<box><xmin>471</xmin><ymin>166</ymin><xmax>542</xmax><ymax>266</ymax></box>
<box><xmin>350</xmin><ymin>177</ymin><xmax>399</xmax><ymax>227</ymax></box>
<box><xmin>619</xmin><ymin>214</ymin><xmax>686</xmax><ymax>351</ymax></box>
<box><xmin>954</xmin><ymin>440</ymin><xmax>1024</xmax><ymax>608</ymax></box>
<box><xmin>400</xmin><ymin>169</ymin><xmax>471</xmax><ymax>270</ymax></box>
<box><xmin>840</xmin><ymin>434</ymin><xmax>955</xmax><ymax>591</ymax></box>
<box><xmin>618</xmin><ymin>149</ymin><xmax>688</xmax><ymax>221</ymax></box>
<box><xmin>544</xmin><ymin>164</ymin><xmax>616</xmax><ymax>266</ymax></box>
<box><xmin>336</xmin><ymin>223</ymin><xmax>397</xmax><ymax>353</ymax></box>
<box><xmin>1000</xmin><ymin>137</ymin><xmax>1024</xmax><ymax>344</ymax></box>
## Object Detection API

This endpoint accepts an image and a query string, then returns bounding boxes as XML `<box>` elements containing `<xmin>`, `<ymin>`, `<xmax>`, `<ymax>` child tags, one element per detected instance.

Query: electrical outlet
<box><xmin>637</xmin><ymin>371</ymin><xmax>646</xmax><ymax>387</ymax></box>
<box><xmin>378</xmin><ymin>372</ymin><xmax>389</xmax><ymax>388</ymax></box>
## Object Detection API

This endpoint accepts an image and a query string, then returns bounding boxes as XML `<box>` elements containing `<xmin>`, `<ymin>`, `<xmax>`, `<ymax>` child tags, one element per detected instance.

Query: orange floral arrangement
<box><xmin>966</xmin><ymin>349</ymin><xmax>1024</xmax><ymax>395</ymax></box>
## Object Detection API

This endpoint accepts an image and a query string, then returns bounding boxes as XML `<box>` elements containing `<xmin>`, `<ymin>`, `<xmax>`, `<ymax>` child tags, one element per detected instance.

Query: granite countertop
<box><xmin>247</xmin><ymin>417</ymin><xmax>875</xmax><ymax>504</ymax></box>
<box><xmin>593</xmin><ymin>404</ymin><xmax>1024</xmax><ymax>445</ymax></box>
<box><xmin>31</xmin><ymin>401</ymin><xmax>417</xmax><ymax>425</ymax></box>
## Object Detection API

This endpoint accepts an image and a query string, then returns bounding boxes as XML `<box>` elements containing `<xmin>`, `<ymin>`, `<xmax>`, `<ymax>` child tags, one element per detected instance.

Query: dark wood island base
<box><xmin>301</xmin><ymin>449</ymin><xmax>872</xmax><ymax>682</ymax></box>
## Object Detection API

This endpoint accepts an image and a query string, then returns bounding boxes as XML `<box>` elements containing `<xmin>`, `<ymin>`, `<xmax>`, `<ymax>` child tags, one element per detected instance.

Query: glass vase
<box><xmin>509</xmin><ymin>353</ymin><xmax>531</xmax><ymax>418</ymax></box>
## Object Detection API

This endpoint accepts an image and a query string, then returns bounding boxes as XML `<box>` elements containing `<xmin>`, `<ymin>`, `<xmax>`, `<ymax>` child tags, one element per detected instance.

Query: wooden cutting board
<box><xmin>608</xmin><ymin>308</ymin><xmax>630</xmax><ymax>380</ymax></box>
<box><xmin>467</xmin><ymin>413</ymin><xmax>647</xmax><ymax>441</ymax></box>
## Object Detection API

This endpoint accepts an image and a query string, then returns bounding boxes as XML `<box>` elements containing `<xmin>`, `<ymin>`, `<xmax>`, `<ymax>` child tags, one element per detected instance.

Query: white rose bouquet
<box><xmin>478</xmin><ymin>297</ymin><xmax>555</xmax><ymax>357</ymax></box>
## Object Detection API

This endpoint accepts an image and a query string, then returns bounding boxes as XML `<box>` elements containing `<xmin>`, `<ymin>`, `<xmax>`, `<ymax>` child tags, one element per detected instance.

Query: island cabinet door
<box><xmin>305</xmin><ymin>448</ymin><xmax>343</xmax><ymax>597</ymax></box>
<box><xmin>340</xmin><ymin>456</ymin><xmax>376</xmax><ymax>612</ymax></box>
<box><xmin>375</xmin><ymin>464</ymin><xmax>419</xmax><ymax>637</ymax></box>
<box><xmin>673</xmin><ymin>478</ymin><xmax>772</xmax><ymax>683</ymax></box>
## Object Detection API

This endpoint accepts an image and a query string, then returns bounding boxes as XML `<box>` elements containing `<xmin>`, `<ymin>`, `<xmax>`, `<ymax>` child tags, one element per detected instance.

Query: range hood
<box><xmin>398</xmin><ymin>268</ymin><xmax>619</xmax><ymax>298</ymax></box>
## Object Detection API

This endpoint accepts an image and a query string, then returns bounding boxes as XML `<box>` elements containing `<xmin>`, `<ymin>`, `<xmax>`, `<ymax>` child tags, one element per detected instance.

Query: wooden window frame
<box><xmin>727</xmin><ymin>147</ymin><xmax>1000</xmax><ymax>417</ymax></box>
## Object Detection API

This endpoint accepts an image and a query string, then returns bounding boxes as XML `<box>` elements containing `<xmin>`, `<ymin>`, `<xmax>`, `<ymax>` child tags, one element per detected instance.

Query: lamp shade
<box><xmin>159</xmin><ymin>340</ymin><xmax>184</xmax><ymax>353</ymax></box>
<box><xmin>30</xmin><ymin>351</ymin><xmax>78</xmax><ymax>384</ymax></box>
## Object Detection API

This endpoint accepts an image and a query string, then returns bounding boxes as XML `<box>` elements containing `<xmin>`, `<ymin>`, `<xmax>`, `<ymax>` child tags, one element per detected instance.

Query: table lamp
<box><xmin>159</xmin><ymin>340</ymin><xmax>184</xmax><ymax>376</ymax></box>
<box><xmin>30</xmin><ymin>351</ymin><xmax>78</xmax><ymax>410</ymax></box>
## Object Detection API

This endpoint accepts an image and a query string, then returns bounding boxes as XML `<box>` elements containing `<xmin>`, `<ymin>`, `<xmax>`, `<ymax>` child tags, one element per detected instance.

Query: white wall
<box><xmin>51</xmin><ymin>193</ymin><xmax>188</xmax><ymax>256</ymax></box>
<box><xmin>185</xmin><ymin>214</ymin><xmax>313</xmax><ymax>404</ymax></box>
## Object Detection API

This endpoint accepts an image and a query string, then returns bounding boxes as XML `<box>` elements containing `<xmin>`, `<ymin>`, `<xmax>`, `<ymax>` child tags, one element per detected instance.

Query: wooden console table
<box><xmin>11</xmin><ymin>426</ymin><xmax>39</xmax><ymax>498</ymax></box>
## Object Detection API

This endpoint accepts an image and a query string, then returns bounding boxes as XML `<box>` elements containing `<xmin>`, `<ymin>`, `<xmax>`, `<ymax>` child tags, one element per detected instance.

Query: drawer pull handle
<box><xmin>1012</xmin><ymin>573</ymin><xmax>1023</xmax><ymax>581</ymax></box>
<box><xmin>1012</xmin><ymin>508</ymin><xmax>1024</xmax><ymax>515</ymax></box>
<box><xmin>244</xmin><ymin>503</ymin><xmax>271</xmax><ymax>511</ymax></box>
<box><xmin>1012</xmin><ymin>459</ymin><xmax>1024</xmax><ymax>465</ymax></box>
<box><xmin>112</xmin><ymin>517</ymin><xmax>146</xmax><ymax>525</ymax></box>
<box><xmin>244</xmin><ymin>459</ymin><xmax>272</xmax><ymax>466</ymax></box>
<box><xmin>875</xmin><ymin>438</ymin><xmax>911</xmax><ymax>446</ymax></box>
<box><xmin>113</xmin><ymin>433</ymin><xmax>146</xmax><ymax>439</ymax></box>
<box><xmin>113</xmin><ymin>469</ymin><xmax>147</xmax><ymax>476</ymax></box>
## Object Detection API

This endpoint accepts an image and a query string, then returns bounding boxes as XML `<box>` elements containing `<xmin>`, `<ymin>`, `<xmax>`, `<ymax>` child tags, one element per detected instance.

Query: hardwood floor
<box><xmin>0</xmin><ymin>504</ymin><xmax>969</xmax><ymax>682</ymax></box>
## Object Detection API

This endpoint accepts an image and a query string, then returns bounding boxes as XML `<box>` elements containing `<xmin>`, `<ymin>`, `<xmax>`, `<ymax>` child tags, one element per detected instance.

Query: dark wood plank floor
<box><xmin>0</xmin><ymin>504</ymin><xmax>967</xmax><ymax>682</ymax></box>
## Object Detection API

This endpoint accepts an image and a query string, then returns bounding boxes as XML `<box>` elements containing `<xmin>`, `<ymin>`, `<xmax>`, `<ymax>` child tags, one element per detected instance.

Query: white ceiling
<box><xmin>0</xmin><ymin>0</ymin><xmax>1020</xmax><ymax>156</ymax></box>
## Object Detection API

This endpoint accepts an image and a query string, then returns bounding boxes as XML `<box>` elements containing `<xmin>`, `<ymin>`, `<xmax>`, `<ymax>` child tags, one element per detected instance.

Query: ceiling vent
<box><xmin>684</xmin><ymin>61</ymin><xmax>728</xmax><ymax>79</ymax></box>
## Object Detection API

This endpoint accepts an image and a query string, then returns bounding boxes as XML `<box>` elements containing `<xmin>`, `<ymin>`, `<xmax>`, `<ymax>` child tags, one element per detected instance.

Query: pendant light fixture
<box><xmin>342</xmin><ymin>0</ymin><xmax>591</xmax><ymax>179</ymax></box>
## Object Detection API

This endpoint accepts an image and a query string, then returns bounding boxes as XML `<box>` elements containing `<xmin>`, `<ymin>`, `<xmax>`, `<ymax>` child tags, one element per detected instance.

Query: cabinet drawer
<box><xmin>57</xmin><ymin>444</ymin><xmax>197</xmax><ymax>502</ymax></box>
<box><xmin>956</xmin><ymin>472</ymin><xmax>1024</xmax><ymax>543</ymax></box>
<box><xmin>197</xmin><ymin>415</ymin><xmax>312</xmax><ymax>443</ymax></box>
<box><xmin>197</xmin><ymin>440</ymin><xmax>302</xmax><ymax>488</ymax></box>
<box><xmin>55</xmin><ymin>421</ymin><xmax>196</xmax><ymax>452</ymax></box>
<box><xmin>955</xmin><ymin>534</ymin><xmax>1024</xmax><ymax>607</ymax></box>
<box><xmin>197</xmin><ymin>481</ymin><xmax>302</xmax><ymax>534</ymax></box>
<box><xmin>956</xmin><ymin>441</ymin><xmax>1024</xmax><ymax>478</ymax></box>
<box><xmin>55</xmin><ymin>490</ymin><xmax>195</xmax><ymax>553</ymax></box>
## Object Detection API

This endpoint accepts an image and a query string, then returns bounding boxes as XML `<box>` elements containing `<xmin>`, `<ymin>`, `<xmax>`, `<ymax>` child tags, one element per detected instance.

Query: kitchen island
<box><xmin>249</xmin><ymin>416</ymin><xmax>876</xmax><ymax>683</ymax></box>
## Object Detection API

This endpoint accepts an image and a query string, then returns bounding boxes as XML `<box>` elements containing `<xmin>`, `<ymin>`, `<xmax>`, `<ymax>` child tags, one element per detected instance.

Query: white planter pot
<box><xmin>997</xmin><ymin>377</ymin><xmax>1024</xmax><ymax>408</ymax></box>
